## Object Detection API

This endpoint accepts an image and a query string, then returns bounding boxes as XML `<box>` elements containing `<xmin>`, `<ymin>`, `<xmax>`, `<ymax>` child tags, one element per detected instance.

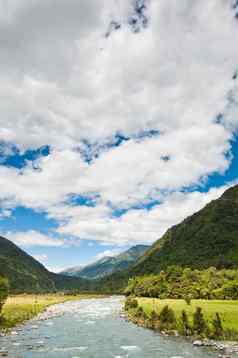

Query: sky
<box><xmin>0</xmin><ymin>0</ymin><xmax>238</xmax><ymax>272</ymax></box>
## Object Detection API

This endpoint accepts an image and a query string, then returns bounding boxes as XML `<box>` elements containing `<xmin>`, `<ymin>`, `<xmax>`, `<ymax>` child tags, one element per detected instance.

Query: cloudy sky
<box><xmin>0</xmin><ymin>0</ymin><xmax>238</xmax><ymax>272</ymax></box>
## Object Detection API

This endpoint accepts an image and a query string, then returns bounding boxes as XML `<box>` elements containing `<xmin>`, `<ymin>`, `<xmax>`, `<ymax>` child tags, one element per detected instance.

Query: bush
<box><xmin>193</xmin><ymin>307</ymin><xmax>207</xmax><ymax>336</ymax></box>
<box><xmin>181</xmin><ymin>309</ymin><xmax>191</xmax><ymax>336</ymax></box>
<box><xmin>158</xmin><ymin>305</ymin><xmax>177</xmax><ymax>331</ymax></box>
<box><xmin>212</xmin><ymin>313</ymin><xmax>223</xmax><ymax>338</ymax></box>
<box><xmin>0</xmin><ymin>276</ymin><xmax>9</xmax><ymax>315</ymax></box>
<box><xmin>184</xmin><ymin>295</ymin><xmax>192</xmax><ymax>305</ymax></box>
<box><xmin>221</xmin><ymin>282</ymin><xmax>238</xmax><ymax>299</ymax></box>
<box><xmin>124</xmin><ymin>297</ymin><xmax>138</xmax><ymax>311</ymax></box>
<box><xmin>149</xmin><ymin>310</ymin><xmax>160</xmax><ymax>329</ymax></box>
<box><xmin>124</xmin><ymin>267</ymin><xmax>238</xmax><ymax>300</ymax></box>
<box><xmin>135</xmin><ymin>306</ymin><xmax>147</xmax><ymax>320</ymax></box>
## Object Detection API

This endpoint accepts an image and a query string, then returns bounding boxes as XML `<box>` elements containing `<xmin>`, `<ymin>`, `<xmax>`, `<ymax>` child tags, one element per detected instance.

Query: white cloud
<box><xmin>0</xmin><ymin>0</ymin><xmax>238</xmax><ymax>247</ymax></box>
<box><xmin>47</xmin><ymin>266</ymin><xmax>68</xmax><ymax>274</ymax></box>
<box><xmin>95</xmin><ymin>249</ymin><xmax>121</xmax><ymax>261</ymax></box>
<box><xmin>32</xmin><ymin>253</ymin><xmax>48</xmax><ymax>262</ymax></box>
<box><xmin>0</xmin><ymin>0</ymin><xmax>237</xmax><ymax>149</ymax></box>
<box><xmin>57</xmin><ymin>183</ymin><xmax>234</xmax><ymax>245</ymax></box>
<box><xmin>5</xmin><ymin>230</ymin><xmax>65</xmax><ymax>247</ymax></box>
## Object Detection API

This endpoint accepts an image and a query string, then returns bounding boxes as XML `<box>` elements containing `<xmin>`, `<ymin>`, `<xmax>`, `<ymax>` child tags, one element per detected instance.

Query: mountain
<box><xmin>61</xmin><ymin>265</ymin><xmax>84</xmax><ymax>277</ymax></box>
<box><xmin>94</xmin><ymin>185</ymin><xmax>238</xmax><ymax>292</ymax></box>
<box><xmin>0</xmin><ymin>236</ymin><xmax>89</xmax><ymax>293</ymax></box>
<box><xmin>131</xmin><ymin>184</ymin><xmax>238</xmax><ymax>276</ymax></box>
<box><xmin>62</xmin><ymin>245</ymin><xmax>149</xmax><ymax>280</ymax></box>
<box><xmin>2</xmin><ymin>184</ymin><xmax>238</xmax><ymax>294</ymax></box>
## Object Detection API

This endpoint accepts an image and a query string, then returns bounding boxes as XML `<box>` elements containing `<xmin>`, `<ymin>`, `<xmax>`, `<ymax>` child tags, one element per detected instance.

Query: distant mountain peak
<box><xmin>62</xmin><ymin>244</ymin><xmax>149</xmax><ymax>280</ymax></box>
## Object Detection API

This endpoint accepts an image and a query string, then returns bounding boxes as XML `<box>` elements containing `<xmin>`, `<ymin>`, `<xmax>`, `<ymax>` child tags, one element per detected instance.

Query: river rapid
<box><xmin>0</xmin><ymin>296</ymin><xmax>220</xmax><ymax>358</ymax></box>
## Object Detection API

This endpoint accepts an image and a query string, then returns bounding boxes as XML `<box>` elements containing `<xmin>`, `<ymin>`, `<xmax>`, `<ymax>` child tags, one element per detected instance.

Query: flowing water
<box><xmin>0</xmin><ymin>296</ymin><xmax>220</xmax><ymax>358</ymax></box>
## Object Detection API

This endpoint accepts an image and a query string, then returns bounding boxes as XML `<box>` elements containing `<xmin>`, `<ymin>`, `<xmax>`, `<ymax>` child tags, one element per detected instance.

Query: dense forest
<box><xmin>125</xmin><ymin>266</ymin><xmax>238</xmax><ymax>300</ymax></box>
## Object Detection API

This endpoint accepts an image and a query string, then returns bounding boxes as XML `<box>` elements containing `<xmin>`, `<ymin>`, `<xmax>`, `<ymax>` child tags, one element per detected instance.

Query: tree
<box><xmin>150</xmin><ymin>310</ymin><xmax>159</xmax><ymax>330</ymax></box>
<box><xmin>212</xmin><ymin>313</ymin><xmax>223</xmax><ymax>338</ymax></box>
<box><xmin>0</xmin><ymin>276</ymin><xmax>9</xmax><ymax>315</ymax></box>
<box><xmin>193</xmin><ymin>307</ymin><xmax>207</xmax><ymax>336</ymax></box>
<box><xmin>181</xmin><ymin>309</ymin><xmax>191</xmax><ymax>336</ymax></box>
<box><xmin>158</xmin><ymin>305</ymin><xmax>177</xmax><ymax>331</ymax></box>
<box><xmin>124</xmin><ymin>297</ymin><xmax>138</xmax><ymax>310</ymax></box>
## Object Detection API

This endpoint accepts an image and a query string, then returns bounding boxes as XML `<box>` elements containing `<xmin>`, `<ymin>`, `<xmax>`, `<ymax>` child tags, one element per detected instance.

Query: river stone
<box><xmin>193</xmin><ymin>340</ymin><xmax>204</xmax><ymax>347</ymax></box>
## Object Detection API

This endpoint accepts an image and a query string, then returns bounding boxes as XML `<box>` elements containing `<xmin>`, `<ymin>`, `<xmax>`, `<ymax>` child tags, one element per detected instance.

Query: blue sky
<box><xmin>0</xmin><ymin>0</ymin><xmax>238</xmax><ymax>272</ymax></box>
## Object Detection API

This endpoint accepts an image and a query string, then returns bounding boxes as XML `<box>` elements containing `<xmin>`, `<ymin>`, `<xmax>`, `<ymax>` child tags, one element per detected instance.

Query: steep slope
<box><xmin>63</xmin><ymin>245</ymin><xmax>149</xmax><ymax>280</ymax></box>
<box><xmin>0</xmin><ymin>236</ymin><xmax>88</xmax><ymax>293</ymax></box>
<box><xmin>131</xmin><ymin>185</ymin><xmax>238</xmax><ymax>275</ymax></box>
<box><xmin>92</xmin><ymin>185</ymin><xmax>238</xmax><ymax>293</ymax></box>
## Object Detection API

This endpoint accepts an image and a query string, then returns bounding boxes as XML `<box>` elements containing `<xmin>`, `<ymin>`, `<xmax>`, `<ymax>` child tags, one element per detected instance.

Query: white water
<box><xmin>0</xmin><ymin>297</ymin><xmax>219</xmax><ymax>358</ymax></box>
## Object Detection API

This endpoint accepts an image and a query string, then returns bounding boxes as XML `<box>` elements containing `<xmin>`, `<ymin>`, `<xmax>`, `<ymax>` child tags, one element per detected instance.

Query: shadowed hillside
<box><xmin>0</xmin><ymin>236</ymin><xmax>89</xmax><ymax>293</ymax></box>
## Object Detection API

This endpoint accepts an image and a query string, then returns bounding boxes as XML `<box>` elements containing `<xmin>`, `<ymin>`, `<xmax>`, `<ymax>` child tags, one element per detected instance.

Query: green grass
<box><xmin>0</xmin><ymin>294</ymin><xmax>104</xmax><ymax>330</ymax></box>
<box><xmin>136</xmin><ymin>298</ymin><xmax>238</xmax><ymax>331</ymax></box>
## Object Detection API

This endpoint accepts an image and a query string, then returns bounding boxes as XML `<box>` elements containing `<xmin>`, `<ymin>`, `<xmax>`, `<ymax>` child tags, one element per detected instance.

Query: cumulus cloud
<box><xmin>57</xmin><ymin>184</ymin><xmax>234</xmax><ymax>245</ymax></box>
<box><xmin>32</xmin><ymin>253</ymin><xmax>48</xmax><ymax>262</ymax></box>
<box><xmin>0</xmin><ymin>0</ymin><xmax>238</xmax><ymax>247</ymax></box>
<box><xmin>4</xmin><ymin>230</ymin><xmax>66</xmax><ymax>247</ymax></box>
<box><xmin>94</xmin><ymin>250</ymin><xmax>121</xmax><ymax>261</ymax></box>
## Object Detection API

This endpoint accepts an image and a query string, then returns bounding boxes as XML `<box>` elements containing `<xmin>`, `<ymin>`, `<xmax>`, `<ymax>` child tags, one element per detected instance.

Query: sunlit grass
<box><xmin>136</xmin><ymin>298</ymin><xmax>238</xmax><ymax>331</ymax></box>
<box><xmin>0</xmin><ymin>293</ymin><xmax>104</xmax><ymax>329</ymax></box>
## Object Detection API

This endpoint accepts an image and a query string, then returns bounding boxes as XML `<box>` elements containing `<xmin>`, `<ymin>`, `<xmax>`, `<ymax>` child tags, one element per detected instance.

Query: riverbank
<box><xmin>0</xmin><ymin>294</ymin><xmax>104</xmax><ymax>330</ymax></box>
<box><xmin>125</xmin><ymin>297</ymin><xmax>238</xmax><ymax>355</ymax></box>
<box><xmin>0</xmin><ymin>296</ymin><xmax>218</xmax><ymax>358</ymax></box>
<box><xmin>136</xmin><ymin>298</ymin><xmax>238</xmax><ymax>332</ymax></box>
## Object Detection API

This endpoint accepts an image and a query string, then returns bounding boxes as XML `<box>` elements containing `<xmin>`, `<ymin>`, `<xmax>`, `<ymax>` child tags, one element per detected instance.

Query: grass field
<box><xmin>136</xmin><ymin>298</ymin><xmax>238</xmax><ymax>331</ymax></box>
<box><xmin>0</xmin><ymin>294</ymin><xmax>104</xmax><ymax>330</ymax></box>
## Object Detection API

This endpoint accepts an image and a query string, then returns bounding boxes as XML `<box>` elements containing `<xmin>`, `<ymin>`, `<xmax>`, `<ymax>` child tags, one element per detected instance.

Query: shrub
<box><xmin>221</xmin><ymin>281</ymin><xmax>238</xmax><ymax>299</ymax></box>
<box><xmin>149</xmin><ymin>310</ymin><xmax>159</xmax><ymax>328</ymax></box>
<box><xmin>181</xmin><ymin>309</ymin><xmax>191</xmax><ymax>336</ymax></box>
<box><xmin>124</xmin><ymin>267</ymin><xmax>238</xmax><ymax>301</ymax></box>
<box><xmin>124</xmin><ymin>297</ymin><xmax>138</xmax><ymax>311</ymax></box>
<box><xmin>193</xmin><ymin>307</ymin><xmax>207</xmax><ymax>336</ymax></box>
<box><xmin>212</xmin><ymin>313</ymin><xmax>223</xmax><ymax>338</ymax></box>
<box><xmin>0</xmin><ymin>276</ymin><xmax>9</xmax><ymax>315</ymax></box>
<box><xmin>135</xmin><ymin>306</ymin><xmax>144</xmax><ymax>318</ymax></box>
<box><xmin>184</xmin><ymin>295</ymin><xmax>192</xmax><ymax>305</ymax></box>
<box><xmin>158</xmin><ymin>305</ymin><xmax>177</xmax><ymax>331</ymax></box>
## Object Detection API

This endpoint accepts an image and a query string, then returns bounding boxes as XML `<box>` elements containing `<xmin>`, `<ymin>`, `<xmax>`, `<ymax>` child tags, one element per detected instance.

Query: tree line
<box><xmin>0</xmin><ymin>276</ymin><xmax>9</xmax><ymax>318</ymax></box>
<box><xmin>125</xmin><ymin>266</ymin><xmax>238</xmax><ymax>300</ymax></box>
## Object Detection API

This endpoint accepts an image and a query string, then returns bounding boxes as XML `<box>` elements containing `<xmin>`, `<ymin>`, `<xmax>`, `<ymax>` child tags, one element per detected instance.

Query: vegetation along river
<box><xmin>0</xmin><ymin>296</ymin><xmax>220</xmax><ymax>358</ymax></box>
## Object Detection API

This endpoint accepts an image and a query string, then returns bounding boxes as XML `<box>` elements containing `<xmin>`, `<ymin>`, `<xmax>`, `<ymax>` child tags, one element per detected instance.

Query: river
<box><xmin>0</xmin><ymin>296</ymin><xmax>219</xmax><ymax>358</ymax></box>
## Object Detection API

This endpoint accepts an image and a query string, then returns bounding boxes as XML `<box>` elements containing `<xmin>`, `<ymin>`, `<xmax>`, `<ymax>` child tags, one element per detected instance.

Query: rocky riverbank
<box><xmin>193</xmin><ymin>339</ymin><xmax>238</xmax><ymax>357</ymax></box>
<box><xmin>125</xmin><ymin>312</ymin><xmax>238</xmax><ymax>357</ymax></box>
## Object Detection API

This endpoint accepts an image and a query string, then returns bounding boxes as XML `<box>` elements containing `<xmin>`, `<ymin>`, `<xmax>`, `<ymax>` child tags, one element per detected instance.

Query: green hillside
<box><xmin>63</xmin><ymin>245</ymin><xmax>149</xmax><ymax>280</ymax></box>
<box><xmin>0</xmin><ymin>236</ymin><xmax>88</xmax><ymax>293</ymax></box>
<box><xmin>94</xmin><ymin>185</ymin><xmax>238</xmax><ymax>292</ymax></box>
<box><xmin>131</xmin><ymin>185</ymin><xmax>238</xmax><ymax>276</ymax></box>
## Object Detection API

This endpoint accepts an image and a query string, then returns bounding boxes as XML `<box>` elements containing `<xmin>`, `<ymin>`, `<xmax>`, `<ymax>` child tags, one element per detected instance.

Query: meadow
<box><xmin>0</xmin><ymin>294</ymin><xmax>104</xmax><ymax>330</ymax></box>
<box><xmin>125</xmin><ymin>297</ymin><xmax>238</xmax><ymax>340</ymax></box>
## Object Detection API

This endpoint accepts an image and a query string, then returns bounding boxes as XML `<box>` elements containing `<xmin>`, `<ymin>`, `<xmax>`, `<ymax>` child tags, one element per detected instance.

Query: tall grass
<box><xmin>0</xmin><ymin>294</ymin><xmax>104</xmax><ymax>329</ymax></box>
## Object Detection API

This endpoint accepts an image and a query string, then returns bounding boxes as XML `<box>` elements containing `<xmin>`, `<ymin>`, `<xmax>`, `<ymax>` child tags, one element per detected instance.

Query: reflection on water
<box><xmin>0</xmin><ymin>296</ymin><xmax>218</xmax><ymax>358</ymax></box>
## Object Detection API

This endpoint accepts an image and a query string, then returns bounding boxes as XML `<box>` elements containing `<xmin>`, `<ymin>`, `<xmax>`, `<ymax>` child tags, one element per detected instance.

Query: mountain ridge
<box><xmin>62</xmin><ymin>245</ymin><xmax>149</xmax><ymax>280</ymax></box>
<box><xmin>94</xmin><ymin>184</ymin><xmax>238</xmax><ymax>292</ymax></box>
<box><xmin>0</xmin><ymin>236</ymin><xmax>89</xmax><ymax>293</ymax></box>
<box><xmin>131</xmin><ymin>184</ymin><xmax>238</xmax><ymax>276</ymax></box>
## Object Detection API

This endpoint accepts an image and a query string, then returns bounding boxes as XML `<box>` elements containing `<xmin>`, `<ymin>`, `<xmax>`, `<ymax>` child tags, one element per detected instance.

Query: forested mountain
<box><xmin>62</xmin><ymin>245</ymin><xmax>149</xmax><ymax>279</ymax></box>
<box><xmin>94</xmin><ymin>185</ymin><xmax>238</xmax><ymax>292</ymax></box>
<box><xmin>1</xmin><ymin>185</ymin><xmax>238</xmax><ymax>294</ymax></box>
<box><xmin>0</xmin><ymin>236</ymin><xmax>88</xmax><ymax>293</ymax></box>
<box><xmin>131</xmin><ymin>185</ymin><xmax>238</xmax><ymax>276</ymax></box>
